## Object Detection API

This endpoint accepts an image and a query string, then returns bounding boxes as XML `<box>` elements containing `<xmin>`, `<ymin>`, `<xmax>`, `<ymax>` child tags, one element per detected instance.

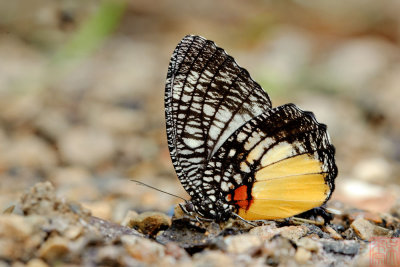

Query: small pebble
<box><xmin>38</xmin><ymin>236</ymin><xmax>70</xmax><ymax>261</ymax></box>
<box><xmin>280</xmin><ymin>226</ymin><xmax>309</xmax><ymax>241</ymax></box>
<box><xmin>224</xmin><ymin>234</ymin><xmax>263</xmax><ymax>254</ymax></box>
<box><xmin>351</xmin><ymin>218</ymin><xmax>391</xmax><ymax>240</ymax></box>
<box><xmin>0</xmin><ymin>215</ymin><xmax>43</xmax><ymax>260</ymax></box>
<box><xmin>295</xmin><ymin>247</ymin><xmax>311</xmax><ymax>264</ymax></box>
<box><xmin>121</xmin><ymin>210</ymin><xmax>139</xmax><ymax>228</ymax></box>
<box><xmin>373</xmin><ymin>225</ymin><xmax>392</xmax><ymax>237</ymax></box>
<box><xmin>250</xmin><ymin>223</ymin><xmax>277</xmax><ymax>240</ymax></box>
<box><xmin>0</xmin><ymin>214</ymin><xmax>34</xmax><ymax>240</ymax></box>
<box><xmin>342</xmin><ymin>228</ymin><xmax>357</xmax><ymax>240</ymax></box>
<box><xmin>324</xmin><ymin>225</ymin><xmax>343</xmax><ymax>240</ymax></box>
<box><xmin>296</xmin><ymin>237</ymin><xmax>320</xmax><ymax>252</ymax></box>
<box><xmin>64</xmin><ymin>225</ymin><xmax>84</xmax><ymax>240</ymax></box>
<box><xmin>127</xmin><ymin>211</ymin><xmax>171</xmax><ymax>236</ymax></box>
<box><xmin>351</xmin><ymin>218</ymin><xmax>374</xmax><ymax>240</ymax></box>
<box><xmin>322</xmin><ymin>240</ymin><xmax>360</xmax><ymax>256</ymax></box>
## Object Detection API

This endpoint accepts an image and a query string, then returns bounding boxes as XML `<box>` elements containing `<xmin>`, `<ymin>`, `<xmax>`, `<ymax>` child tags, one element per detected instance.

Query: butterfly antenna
<box><xmin>130</xmin><ymin>180</ymin><xmax>188</xmax><ymax>202</ymax></box>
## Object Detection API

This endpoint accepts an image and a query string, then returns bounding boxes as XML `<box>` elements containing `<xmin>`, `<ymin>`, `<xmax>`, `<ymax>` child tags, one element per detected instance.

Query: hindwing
<box><xmin>199</xmin><ymin>104</ymin><xmax>337</xmax><ymax>220</ymax></box>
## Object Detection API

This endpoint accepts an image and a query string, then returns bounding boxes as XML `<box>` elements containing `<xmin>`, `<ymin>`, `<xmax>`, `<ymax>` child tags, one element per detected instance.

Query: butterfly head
<box><xmin>179</xmin><ymin>201</ymin><xmax>196</xmax><ymax>216</ymax></box>
<box><xmin>179</xmin><ymin>197</ymin><xmax>233</xmax><ymax>222</ymax></box>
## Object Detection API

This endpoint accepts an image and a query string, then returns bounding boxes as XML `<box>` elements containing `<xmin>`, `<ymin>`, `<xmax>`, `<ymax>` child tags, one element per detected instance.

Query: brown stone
<box><xmin>0</xmin><ymin>214</ymin><xmax>45</xmax><ymax>260</ymax></box>
<box><xmin>128</xmin><ymin>211</ymin><xmax>171</xmax><ymax>236</ymax></box>
<box><xmin>324</xmin><ymin>226</ymin><xmax>343</xmax><ymax>240</ymax></box>
<box><xmin>351</xmin><ymin>218</ymin><xmax>374</xmax><ymax>240</ymax></box>
<box><xmin>38</xmin><ymin>236</ymin><xmax>70</xmax><ymax>261</ymax></box>
<box><xmin>351</xmin><ymin>218</ymin><xmax>392</xmax><ymax>240</ymax></box>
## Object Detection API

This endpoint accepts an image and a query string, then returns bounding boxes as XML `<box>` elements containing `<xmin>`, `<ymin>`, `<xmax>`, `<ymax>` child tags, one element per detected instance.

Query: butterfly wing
<box><xmin>165</xmin><ymin>35</ymin><xmax>272</xmax><ymax>197</ymax></box>
<box><xmin>200</xmin><ymin>104</ymin><xmax>337</xmax><ymax>220</ymax></box>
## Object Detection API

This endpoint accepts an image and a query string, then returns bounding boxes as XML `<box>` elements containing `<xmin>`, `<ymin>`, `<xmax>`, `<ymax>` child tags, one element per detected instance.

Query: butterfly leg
<box><xmin>231</xmin><ymin>213</ymin><xmax>257</xmax><ymax>227</ymax></box>
<box><xmin>195</xmin><ymin>216</ymin><xmax>214</xmax><ymax>223</ymax></box>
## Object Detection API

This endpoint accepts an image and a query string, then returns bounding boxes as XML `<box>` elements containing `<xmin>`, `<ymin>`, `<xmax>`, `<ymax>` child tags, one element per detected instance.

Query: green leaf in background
<box><xmin>52</xmin><ymin>0</ymin><xmax>127</xmax><ymax>65</ymax></box>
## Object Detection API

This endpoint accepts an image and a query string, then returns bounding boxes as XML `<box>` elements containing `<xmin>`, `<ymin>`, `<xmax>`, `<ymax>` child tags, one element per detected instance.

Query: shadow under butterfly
<box><xmin>165</xmin><ymin>35</ymin><xmax>337</xmax><ymax>222</ymax></box>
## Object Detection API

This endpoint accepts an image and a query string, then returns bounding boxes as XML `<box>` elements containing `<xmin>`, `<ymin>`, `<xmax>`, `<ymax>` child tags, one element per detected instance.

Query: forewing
<box><xmin>200</xmin><ymin>104</ymin><xmax>337</xmax><ymax>220</ymax></box>
<box><xmin>165</xmin><ymin>35</ymin><xmax>272</xmax><ymax>196</ymax></box>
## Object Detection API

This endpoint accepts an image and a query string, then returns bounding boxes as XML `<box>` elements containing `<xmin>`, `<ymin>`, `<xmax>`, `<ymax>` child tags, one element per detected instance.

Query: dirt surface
<box><xmin>1</xmin><ymin>0</ymin><xmax>400</xmax><ymax>266</ymax></box>
<box><xmin>1</xmin><ymin>182</ymin><xmax>400</xmax><ymax>266</ymax></box>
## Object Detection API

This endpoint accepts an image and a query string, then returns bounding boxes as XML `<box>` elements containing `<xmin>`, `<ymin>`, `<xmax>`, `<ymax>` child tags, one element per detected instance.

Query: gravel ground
<box><xmin>0</xmin><ymin>0</ymin><xmax>400</xmax><ymax>266</ymax></box>
<box><xmin>1</xmin><ymin>182</ymin><xmax>400</xmax><ymax>266</ymax></box>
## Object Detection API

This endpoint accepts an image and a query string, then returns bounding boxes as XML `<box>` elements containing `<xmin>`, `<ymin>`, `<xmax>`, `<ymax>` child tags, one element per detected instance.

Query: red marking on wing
<box><xmin>233</xmin><ymin>185</ymin><xmax>248</xmax><ymax>201</ymax></box>
<box><xmin>231</xmin><ymin>185</ymin><xmax>253</xmax><ymax>210</ymax></box>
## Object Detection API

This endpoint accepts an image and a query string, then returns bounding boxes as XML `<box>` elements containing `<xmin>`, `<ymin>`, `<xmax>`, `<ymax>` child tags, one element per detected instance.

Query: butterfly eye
<box><xmin>179</xmin><ymin>201</ymin><xmax>196</xmax><ymax>215</ymax></box>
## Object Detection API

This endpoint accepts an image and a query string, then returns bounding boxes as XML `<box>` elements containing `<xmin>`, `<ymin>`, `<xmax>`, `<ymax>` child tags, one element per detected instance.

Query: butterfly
<box><xmin>165</xmin><ymin>35</ymin><xmax>337</xmax><ymax>222</ymax></box>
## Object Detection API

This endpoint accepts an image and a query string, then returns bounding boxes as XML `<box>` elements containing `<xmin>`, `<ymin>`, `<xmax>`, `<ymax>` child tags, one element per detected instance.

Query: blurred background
<box><xmin>0</xmin><ymin>0</ymin><xmax>399</xmax><ymax>222</ymax></box>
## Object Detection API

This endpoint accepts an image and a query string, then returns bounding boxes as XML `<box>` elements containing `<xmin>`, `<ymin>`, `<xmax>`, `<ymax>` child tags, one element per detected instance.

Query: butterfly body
<box><xmin>165</xmin><ymin>35</ymin><xmax>337</xmax><ymax>222</ymax></box>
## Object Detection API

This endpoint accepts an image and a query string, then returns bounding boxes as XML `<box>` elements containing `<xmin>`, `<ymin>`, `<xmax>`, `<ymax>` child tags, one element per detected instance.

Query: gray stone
<box><xmin>321</xmin><ymin>240</ymin><xmax>360</xmax><ymax>256</ymax></box>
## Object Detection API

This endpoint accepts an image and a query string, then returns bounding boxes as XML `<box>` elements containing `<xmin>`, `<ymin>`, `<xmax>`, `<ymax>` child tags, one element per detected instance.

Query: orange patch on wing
<box><xmin>231</xmin><ymin>185</ymin><xmax>253</xmax><ymax>209</ymax></box>
<box><xmin>236</xmin><ymin>173</ymin><xmax>329</xmax><ymax>220</ymax></box>
<box><xmin>233</xmin><ymin>185</ymin><xmax>248</xmax><ymax>201</ymax></box>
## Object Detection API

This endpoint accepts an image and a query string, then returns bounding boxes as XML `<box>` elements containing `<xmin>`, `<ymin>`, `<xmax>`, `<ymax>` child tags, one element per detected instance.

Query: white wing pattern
<box><xmin>165</xmin><ymin>35</ymin><xmax>337</xmax><ymax>221</ymax></box>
